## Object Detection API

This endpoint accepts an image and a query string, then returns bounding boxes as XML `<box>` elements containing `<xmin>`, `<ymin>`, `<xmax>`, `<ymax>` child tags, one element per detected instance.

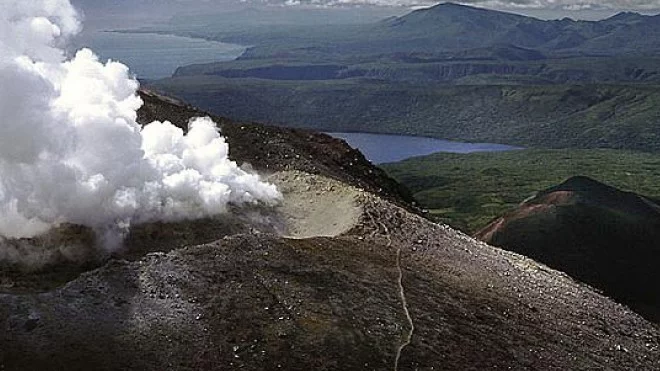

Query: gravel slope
<box><xmin>1</xmin><ymin>186</ymin><xmax>659</xmax><ymax>370</ymax></box>
<box><xmin>0</xmin><ymin>92</ymin><xmax>658</xmax><ymax>370</ymax></box>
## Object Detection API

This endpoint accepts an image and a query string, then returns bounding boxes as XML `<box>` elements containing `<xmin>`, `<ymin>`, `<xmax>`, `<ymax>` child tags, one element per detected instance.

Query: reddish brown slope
<box><xmin>476</xmin><ymin>175</ymin><xmax>660</xmax><ymax>322</ymax></box>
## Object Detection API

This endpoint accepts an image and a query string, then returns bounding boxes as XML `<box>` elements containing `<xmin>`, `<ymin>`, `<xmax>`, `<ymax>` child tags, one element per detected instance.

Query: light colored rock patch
<box><xmin>268</xmin><ymin>171</ymin><xmax>362</xmax><ymax>239</ymax></box>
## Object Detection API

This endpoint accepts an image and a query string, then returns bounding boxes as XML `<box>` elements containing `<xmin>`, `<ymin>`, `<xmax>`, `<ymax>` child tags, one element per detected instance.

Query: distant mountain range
<box><xmin>370</xmin><ymin>3</ymin><xmax>660</xmax><ymax>57</ymax></box>
<box><xmin>170</xmin><ymin>2</ymin><xmax>660</xmax><ymax>61</ymax></box>
<box><xmin>147</xmin><ymin>3</ymin><xmax>660</xmax><ymax>150</ymax></box>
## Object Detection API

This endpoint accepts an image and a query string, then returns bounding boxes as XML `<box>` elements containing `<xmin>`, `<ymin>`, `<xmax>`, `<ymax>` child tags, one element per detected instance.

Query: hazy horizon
<box><xmin>72</xmin><ymin>0</ymin><xmax>660</xmax><ymax>27</ymax></box>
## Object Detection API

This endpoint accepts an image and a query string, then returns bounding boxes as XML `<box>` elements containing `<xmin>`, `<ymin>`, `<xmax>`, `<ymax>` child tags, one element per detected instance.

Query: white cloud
<box><xmin>267</xmin><ymin>0</ymin><xmax>660</xmax><ymax>11</ymax></box>
<box><xmin>0</xmin><ymin>0</ymin><xmax>281</xmax><ymax>245</ymax></box>
<box><xmin>456</xmin><ymin>0</ymin><xmax>660</xmax><ymax>10</ymax></box>
<box><xmin>71</xmin><ymin>0</ymin><xmax>660</xmax><ymax>14</ymax></box>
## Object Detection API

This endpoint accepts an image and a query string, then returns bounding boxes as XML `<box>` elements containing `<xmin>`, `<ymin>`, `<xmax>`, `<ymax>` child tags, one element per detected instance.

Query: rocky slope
<box><xmin>1</xmin><ymin>95</ymin><xmax>659</xmax><ymax>370</ymax></box>
<box><xmin>476</xmin><ymin>176</ymin><xmax>660</xmax><ymax>323</ymax></box>
<box><xmin>137</xmin><ymin>89</ymin><xmax>414</xmax><ymax>207</ymax></box>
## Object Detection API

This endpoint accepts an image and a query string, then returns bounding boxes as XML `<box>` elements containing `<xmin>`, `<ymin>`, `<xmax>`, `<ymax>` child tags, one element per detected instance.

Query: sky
<box><xmin>72</xmin><ymin>0</ymin><xmax>660</xmax><ymax>21</ymax></box>
<box><xmin>448</xmin><ymin>0</ymin><xmax>660</xmax><ymax>19</ymax></box>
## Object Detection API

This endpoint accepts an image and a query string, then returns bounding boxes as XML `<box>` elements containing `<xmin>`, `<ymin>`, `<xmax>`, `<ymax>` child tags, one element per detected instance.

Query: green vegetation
<box><xmin>152</xmin><ymin>78</ymin><xmax>660</xmax><ymax>152</ymax></box>
<box><xmin>173</xmin><ymin>55</ymin><xmax>660</xmax><ymax>84</ymax></box>
<box><xmin>380</xmin><ymin>149</ymin><xmax>660</xmax><ymax>233</ymax></box>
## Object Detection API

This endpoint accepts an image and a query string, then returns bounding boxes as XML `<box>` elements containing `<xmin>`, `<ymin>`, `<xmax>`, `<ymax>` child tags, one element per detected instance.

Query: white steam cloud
<box><xmin>0</xmin><ymin>0</ymin><xmax>281</xmax><ymax>244</ymax></box>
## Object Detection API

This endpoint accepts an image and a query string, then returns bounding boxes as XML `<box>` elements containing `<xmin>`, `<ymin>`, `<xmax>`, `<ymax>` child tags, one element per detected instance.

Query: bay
<box><xmin>71</xmin><ymin>31</ymin><xmax>246</xmax><ymax>80</ymax></box>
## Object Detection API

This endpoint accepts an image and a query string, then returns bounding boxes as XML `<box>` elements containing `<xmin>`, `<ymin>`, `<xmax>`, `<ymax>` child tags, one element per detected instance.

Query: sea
<box><xmin>70</xmin><ymin>31</ymin><xmax>246</xmax><ymax>80</ymax></box>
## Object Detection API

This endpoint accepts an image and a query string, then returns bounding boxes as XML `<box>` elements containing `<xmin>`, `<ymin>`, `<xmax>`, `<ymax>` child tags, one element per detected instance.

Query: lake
<box><xmin>327</xmin><ymin>132</ymin><xmax>521</xmax><ymax>164</ymax></box>
<box><xmin>71</xmin><ymin>31</ymin><xmax>246</xmax><ymax>80</ymax></box>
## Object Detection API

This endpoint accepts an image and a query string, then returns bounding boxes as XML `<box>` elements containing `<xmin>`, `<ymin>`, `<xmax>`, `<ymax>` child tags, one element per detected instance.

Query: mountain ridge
<box><xmin>382</xmin><ymin>2</ymin><xmax>660</xmax><ymax>55</ymax></box>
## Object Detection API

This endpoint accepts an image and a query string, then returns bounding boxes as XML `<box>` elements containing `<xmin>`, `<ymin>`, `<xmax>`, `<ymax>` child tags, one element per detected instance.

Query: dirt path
<box><xmin>364</xmin><ymin>202</ymin><xmax>415</xmax><ymax>371</ymax></box>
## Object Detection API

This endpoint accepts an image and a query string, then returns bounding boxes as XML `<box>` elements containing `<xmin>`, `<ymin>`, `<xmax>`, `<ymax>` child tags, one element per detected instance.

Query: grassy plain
<box><xmin>381</xmin><ymin>149</ymin><xmax>660</xmax><ymax>232</ymax></box>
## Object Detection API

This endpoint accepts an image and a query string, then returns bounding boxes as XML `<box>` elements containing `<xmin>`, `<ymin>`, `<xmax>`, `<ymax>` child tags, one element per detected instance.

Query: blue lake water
<box><xmin>71</xmin><ymin>32</ymin><xmax>246</xmax><ymax>80</ymax></box>
<box><xmin>328</xmin><ymin>132</ymin><xmax>521</xmax><ymax>164</ymax></box>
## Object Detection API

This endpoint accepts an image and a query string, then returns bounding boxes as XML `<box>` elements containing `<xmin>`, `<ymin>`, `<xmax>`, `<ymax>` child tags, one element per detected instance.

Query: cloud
<box><xmin>0</xmin><ymin>0</ymin><xmax>281</xmax><ymax>246</ymax></box>
<box><xmin>269</xmin><ymin>0</ymin><xmax>660</xmax><ymax>10</ymax></box>
<box><xmin>71</xmin><ymin>0</ymin><xmax>660</xmax><ymax>12</ymax></box>
<box><xmin>454</xmin><ymin>0</ymin><xmax>660</xmax><ymax>10</ymax></box>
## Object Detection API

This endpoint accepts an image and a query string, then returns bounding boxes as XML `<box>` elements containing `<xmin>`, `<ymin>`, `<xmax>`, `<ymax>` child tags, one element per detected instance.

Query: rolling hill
<box><xmin>476</xmin><ymin>176</ymin><xmax>660</xmax><ymax>323</ymax></box>
<box><xmin>380</xmin><ymin>148</ymin><xmax>660</xmax><ymax>232</ymax></box>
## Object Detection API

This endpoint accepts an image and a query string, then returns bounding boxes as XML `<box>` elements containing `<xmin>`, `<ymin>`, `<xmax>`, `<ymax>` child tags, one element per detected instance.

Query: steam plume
<box><xmin>0</xmin><ymin>0</ymin><xmax>281</xmax><ymax>244</ymax></box>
